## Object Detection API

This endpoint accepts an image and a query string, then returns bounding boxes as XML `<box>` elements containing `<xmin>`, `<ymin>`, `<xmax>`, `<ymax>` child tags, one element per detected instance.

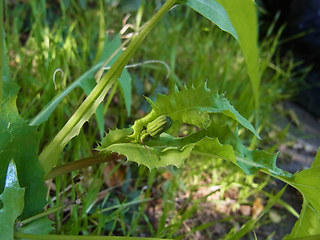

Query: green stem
<box><xmin>14</xmin><ymin>232</ymin><xmax>172</xmax><ymax>240</ymax></box>
<box><xmin>38</xmin><ymin>0</ymin><xmax>177</xmax><ymax>175</ymax></box>
<box><xmin>45</xmin><ymin>153</ymin><xmax>122</xmax><ymax>179</ymax></box>
<box><xmin>20</xmin><ymin>204</ymin><xmax>65</xmax><ymax>225</ymax></box>
<box><xmin>0</xmin><ymin>0</ymin><xmax>3</xmax><ymax>102</ymax></box>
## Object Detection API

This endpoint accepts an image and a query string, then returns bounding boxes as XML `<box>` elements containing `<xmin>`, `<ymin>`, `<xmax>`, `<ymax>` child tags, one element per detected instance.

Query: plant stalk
<box><xmin>45</xmin><ymin>153</ymin><xmax>122</xmax><ymax>179</ymax></box>
<box><xmin>14</xmin><ymin>232</ymin><xmax>172</xmax><ymax>240</ymax></box>
<box><xmin>20</xmin><ymin>204</ymin><xmax>65</xmax><ymax>225</ymax></box>
<box><xmin>38</xmin><ymin>0</ymin><xmax>177</xmax><ymax>175</ymax></box>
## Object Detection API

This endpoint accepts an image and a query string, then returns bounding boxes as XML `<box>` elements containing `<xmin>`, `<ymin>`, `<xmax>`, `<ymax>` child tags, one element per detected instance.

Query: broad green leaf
<box><xmin>1</xmin><ymin>40</ymin><xmax>46</xmax><ymax>219</ymax></box>
<box><xmin>216</xmin><ymin>0</ymin><xmax>261</xmax><ymax>111</ymax></box>
<box><xmin>131</xmin><ymin>83</ymin><xmax>260</xmax><ymax>142</ymax></box>
<box><xmin>292</xmin><ymin>168</ymin><xmax>320</xmax><ymax>216</ymax></box>
<box><xmin>184</xmin><ymin>0</ymin><xmax>238</xmax><ymax>40</ymax></box>
<box><xmin>284</xmin><ymin>155</ymin><xmax>320</xmax><ymax>239</ymax></box>
<box><xmin>0</xmin><ymin>161</ymin><xmax>25</xmax><ymax>240</ymax></box>
<box><xmin>38</xmin><ymin>0</ymin><xmax>177</xmax><ymax>175</ymax></box>
<box><xmin>285</xmin><ymin>201</ymin><xmax>320</xmax><ymax>239</ymax></box>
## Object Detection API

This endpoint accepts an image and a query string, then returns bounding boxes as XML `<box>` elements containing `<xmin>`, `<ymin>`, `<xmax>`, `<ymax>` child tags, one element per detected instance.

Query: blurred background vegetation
<box><xmin>6</xmin><ymin>0</ymin><xmax>310</xmax><ymax>239</ymax></box>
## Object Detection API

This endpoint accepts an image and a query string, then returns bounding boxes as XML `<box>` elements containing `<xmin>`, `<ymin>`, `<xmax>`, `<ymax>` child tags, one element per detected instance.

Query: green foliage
<box><xmin>131</xmin><ymin>83</ymin><xmax>260</xmax><ymax>142</ymax></box>
<box><xmin>0</xmin><ymin>161</ymin><xmax>25</xmax><ymax>240</ymax></box>
<box><xmin>184</xmin><ymin>0</ymin><xmax>261</xmax><ymax>119</ymax></box>
<box><xmin>199</xmin><ymin>115</ymin><xmax>290</xmax><ymax>177</ymax></box>
<box><xmin>216</xmin><ymin>0</ymin><xmax>261</xmax><ymax>113</ymax></box>
<box><xmin>284</xmin><ymin>148</ymin><xmax>320</xmax><ymax>238</ymax></box>
<box><xmin>0</xmin><ymin>40</ymin><xmax>46</xmax><ymax>219</ymax></box>
<box><xmin>98</xmin><ymin>84</ymin><xmax>290</xmax><ymax>180</ymax></box>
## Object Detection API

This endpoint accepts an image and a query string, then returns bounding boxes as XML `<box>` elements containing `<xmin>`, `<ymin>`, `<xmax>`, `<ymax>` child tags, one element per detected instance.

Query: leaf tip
<box><xmin>5</xmin><ymin>160</ymin><xmax>20</xmax><ymax>188</ymax></box>
<box><xmin>174</xmin><ymin>85</ymin><xmax>179</xmax><ymax>93</ymax></box>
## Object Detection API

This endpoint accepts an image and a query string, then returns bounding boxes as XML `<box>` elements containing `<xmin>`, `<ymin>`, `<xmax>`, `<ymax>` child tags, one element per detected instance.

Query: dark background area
<box><xmin>261</xmin><ymin>0</ymin><xmax>320</xmax><ymax>118</ymax></box>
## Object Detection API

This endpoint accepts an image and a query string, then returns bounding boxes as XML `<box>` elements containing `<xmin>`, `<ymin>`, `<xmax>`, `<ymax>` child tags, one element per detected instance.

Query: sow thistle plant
<box><xmin>0</xmin><ymin>0</ymin><xmax>320</xmax><ymax>239</ymax></box>
<box><xmin>97</xmin><ymin>83</ymin><xmax>288</xmax><ymax>175</ymax></box>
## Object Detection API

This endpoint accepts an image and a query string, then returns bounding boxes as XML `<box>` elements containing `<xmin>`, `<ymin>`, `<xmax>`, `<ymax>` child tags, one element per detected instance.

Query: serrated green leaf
<box><xmin>0</xmin><ymin>89</ymin><xmax>46</xmax><ymax>220</ymax></box>
<box><xmin>99</xmin><ymin>128</ymin><xmax>133</xmax><ymax>148</ymax></box>
<box><xmin>1</xmin><ymin>39</ymin><xmax>47</xmax><ymax>219</ymax></box>
<box><xmin>17</xmin><ymin>216</ymin><xmax>54</xmax><ymax>235</ymax></box>
<box><xmin>0</xmin><ymin>161</ymin><xmax>25</xmax><ymax>240</ymax></box>
<box><xmin>101</xmin><ymin>84</ymin><xmax>288</xmax><ymax>174</ymax></box>
<box><xmin>194</xmin><ymin>115</ymin><xmax>291</xmax><ymax>177</ymax></box>
<box><xmin>184</xmin><ymin>0</ymin><xmax>238</xmax><ymax>40</ymax></box>
<box><xmin>98</xmin><ymin>128</ymin><xmax>189</xmax><ymax>169</ymax></box>
<box><xmin>98</xmin><ymin>128</ymin><xmax>198</xmax><ymax>169</ymax></box>
<box><xmin>106</xmin><ymin>142</ymin><xmax>194</xmax><ymax>170</ymax></box>
<box><xmin>131</xmin><ymin>83</ymin><xmax>260</xmax><ymax>141</ymax></box>
<box><xmin>98</xmin><ymin>116</ymin><xmax>286</xmax><ymax>175</ymax></box>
